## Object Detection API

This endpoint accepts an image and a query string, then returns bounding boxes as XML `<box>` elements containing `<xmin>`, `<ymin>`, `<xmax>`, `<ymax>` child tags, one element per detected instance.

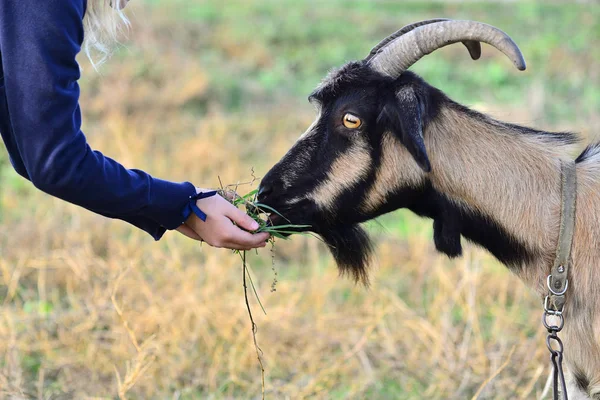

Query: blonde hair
<box><xmin>82</xmin><ymin>0</ymin><xmax>130</xmax><ymax>68</ymax></box>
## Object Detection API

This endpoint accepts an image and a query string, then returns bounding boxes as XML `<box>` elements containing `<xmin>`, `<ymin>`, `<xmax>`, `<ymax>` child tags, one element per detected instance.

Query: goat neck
<box><xmin>426</xmin><ymin>104</ymin><xmax>575</xmax><ymax>292</ymax></box>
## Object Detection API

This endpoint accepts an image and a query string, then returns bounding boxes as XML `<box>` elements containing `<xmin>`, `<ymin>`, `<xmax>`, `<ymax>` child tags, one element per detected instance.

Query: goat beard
<box><xmin>319</xmin><ymin>224</ymin><xmax>374</xmax><ymax>286</ymax></box>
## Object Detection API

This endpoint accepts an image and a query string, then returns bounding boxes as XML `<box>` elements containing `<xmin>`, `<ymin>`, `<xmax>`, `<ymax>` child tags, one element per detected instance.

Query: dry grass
<box><xmin>0</xmin><ymin>207</ymin><xmax>550</xmax><ymax>399</ymax></box>
<box><xmin>0</xmin><ymin>2</ymin><xmax>596</xmax><ymax>399</ymax></box>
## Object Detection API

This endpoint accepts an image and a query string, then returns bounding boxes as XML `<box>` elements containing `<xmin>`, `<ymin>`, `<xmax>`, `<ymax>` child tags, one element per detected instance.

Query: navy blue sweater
<box><xmin>0</xmin><ymin>0</ymin><xmax>197</xmax><ymax>240</ymax></box>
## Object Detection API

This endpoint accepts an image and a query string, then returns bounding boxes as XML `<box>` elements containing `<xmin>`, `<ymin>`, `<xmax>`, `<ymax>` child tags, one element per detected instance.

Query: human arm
<box><xmin>0</xmin><ymin>0</ymin><xmax>268</xmax><ymax>248</ymax></box>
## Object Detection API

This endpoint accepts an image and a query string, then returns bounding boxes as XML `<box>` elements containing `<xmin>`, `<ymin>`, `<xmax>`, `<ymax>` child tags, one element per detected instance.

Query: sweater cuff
<box><xmin>181</xmin><ymin>190</ymin><xmax>218</xmax><ymax>222</ymax></box>
<box><xmin>147</xmin><ymin>179</ymin><xmax>197</xmax><ymax>230</ymax></box>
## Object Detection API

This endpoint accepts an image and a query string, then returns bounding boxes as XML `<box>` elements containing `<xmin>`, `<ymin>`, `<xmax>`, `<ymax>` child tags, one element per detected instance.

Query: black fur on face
<box><xmin>318</xmin><ymin>224</ymin><xmax>374</xmax><ymax>285</ymax></box>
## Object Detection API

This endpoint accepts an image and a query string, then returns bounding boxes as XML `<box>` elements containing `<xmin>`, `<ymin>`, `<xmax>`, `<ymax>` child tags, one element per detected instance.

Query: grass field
<box><xmin>0</xmin><ymin>1</ymin><xmax>598</xmax><ymax>399</ymax></box>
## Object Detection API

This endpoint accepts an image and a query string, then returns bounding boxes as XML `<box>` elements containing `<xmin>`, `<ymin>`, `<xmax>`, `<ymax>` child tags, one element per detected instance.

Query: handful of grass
<box><xmin>218</xmin><ymin>186</ymin><xmax>310</xmax><ymax>240</ymax></box>
<box><xmin>217</xmin><ymin>176</ymin><xmax>309</xmax><ymax>399</ymax></box>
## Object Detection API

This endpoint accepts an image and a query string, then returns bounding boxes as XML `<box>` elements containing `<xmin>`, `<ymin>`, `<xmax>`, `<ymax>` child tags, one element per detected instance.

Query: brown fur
<box><xmin>400</xmin><ymin>104</ymin><xmax>600</xmax><ymax>397</ymax></box>
<box><xmin>311</xmin><ymin>136</ymin><xmax>372</xmax><ymax>211</ymax></box>
<box><xmin>427</xmin><ymin>107</ymin><xmax>567</xmax><ymax>287</ymax></box>
<box><xmin>362</xmin><ymin>131</ymin><xmax>424</xmax><ymax>213</ymax></box>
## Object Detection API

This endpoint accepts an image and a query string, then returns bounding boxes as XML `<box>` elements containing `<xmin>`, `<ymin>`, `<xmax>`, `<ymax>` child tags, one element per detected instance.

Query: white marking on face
<box><xmin>361</xmin><ymin>132</ymin><xmax>425</xmax><ymax>213</ymax></box>
<box><xmin>297</xmin><ymin>113</ymin><xmax>320</xmax><ymax>141</ymax></box>
<box><xmin>286</xmin><ymin>196</ymin><xmax>303</xmax><ymax>205</ymax></box>
<box><xmin>310</xmin><ymin>135</ymin><xmax>372</xmax><ymax>211</ymax></box>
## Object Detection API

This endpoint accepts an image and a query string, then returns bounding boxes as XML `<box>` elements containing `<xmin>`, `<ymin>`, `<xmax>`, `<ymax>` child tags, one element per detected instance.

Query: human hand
<box><xmin>177</xmin><ymin>190</ymin><xmax>270</xmax><ymax>251</ymax></box>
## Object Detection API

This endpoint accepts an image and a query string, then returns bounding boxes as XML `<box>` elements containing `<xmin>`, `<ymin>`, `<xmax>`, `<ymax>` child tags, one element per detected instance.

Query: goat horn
<box><xmin>368</xmin><ymin>20</ymin><xmax>526</xmax><ymax>78</ymax></box>
<box><xmin>365</xmin><ymin>19</ymin><xmax>481</xmax><ymax>62</ymax></box>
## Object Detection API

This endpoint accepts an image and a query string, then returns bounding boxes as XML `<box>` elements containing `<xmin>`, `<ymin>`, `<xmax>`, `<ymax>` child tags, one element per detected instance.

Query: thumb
<box><xmin>225</xmin><ymin>205</ymin><xmax>260</xmax><ymax>231</ymax></box>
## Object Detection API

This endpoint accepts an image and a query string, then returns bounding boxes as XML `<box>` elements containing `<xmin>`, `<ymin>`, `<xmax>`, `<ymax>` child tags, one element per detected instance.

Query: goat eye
<box><xmin>342</xmin><ymin>113</ymin><xmax>362</xmax><ymax>129</ymax></box>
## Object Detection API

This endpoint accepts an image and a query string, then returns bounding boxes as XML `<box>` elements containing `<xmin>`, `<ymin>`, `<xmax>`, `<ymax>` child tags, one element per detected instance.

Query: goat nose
<box><xmin>257</xmin><ymin>184</ymin><xmax>273</xmax><ymax>203</ymax></box>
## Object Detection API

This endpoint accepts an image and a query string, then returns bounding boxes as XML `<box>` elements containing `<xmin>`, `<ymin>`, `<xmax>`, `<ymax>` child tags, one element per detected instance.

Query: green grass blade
<box><xmin>265</xmin><ymin>224</ymin><xmax>311</xmax><ymax>230</ymax></box>
<box><xmin>252</xmin><ymin>203</ymin><xmax>290</xmax><ymax>222</ymax></box>
<box><xmin>268</xmin><ymin>232</ymin><xmax>290</xmax><ymax>240</ymax></box>
<box><xmin>242</xmin><ymin>189</ymin><xmax>259</xmax><ymax>199</ymax></box>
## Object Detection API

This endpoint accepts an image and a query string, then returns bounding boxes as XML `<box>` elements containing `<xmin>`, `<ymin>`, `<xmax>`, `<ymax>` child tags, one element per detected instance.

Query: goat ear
<box><xmin>378</xmin><ymin>87</ymin><xmax>431</xmax><ymax>172</ymax></box>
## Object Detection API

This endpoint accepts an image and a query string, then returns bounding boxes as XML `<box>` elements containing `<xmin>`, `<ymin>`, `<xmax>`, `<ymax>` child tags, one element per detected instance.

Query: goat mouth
<box><xmin>264</xmin><ymin>212</ymin><xmax>310</xmax><ymax>233</ymax></box>
<box><xmin>258</xmin><ymin>204</ymin><xmax>315</xmax><ymax>237</ymax></box>
<box><xmin>264</xmin><ymin>213</ymin><xmax>286</xmax><ymax>229</ymax></box>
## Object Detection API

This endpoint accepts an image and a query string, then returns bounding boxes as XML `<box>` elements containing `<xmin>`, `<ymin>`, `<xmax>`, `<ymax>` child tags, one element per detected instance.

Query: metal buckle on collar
<box><xmin>543</xmin><ymin>295</ymin><xmax>563</xmax><ymax>316</ymax></box>
<box><xmin>547</xmin><ymin>273</ymin><xmax>569</xmax><ymax>296</ymax></box>
<box><xmin>545</xmin><ymin>274</ymin><xmax>568</xmax><ymax>317</ymax></box>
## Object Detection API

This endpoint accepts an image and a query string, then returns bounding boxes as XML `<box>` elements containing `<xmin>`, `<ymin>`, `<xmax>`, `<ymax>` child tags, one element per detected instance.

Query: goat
<box><xmin>257</xmin><ymin>19</ymin><xmax>600</xmax><ymax>398</ymax></box>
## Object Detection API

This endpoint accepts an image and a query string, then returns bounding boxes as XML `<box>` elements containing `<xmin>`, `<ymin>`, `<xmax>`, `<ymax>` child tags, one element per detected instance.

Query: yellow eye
<box><xmin>342</xmin><ymin>113</ymin><xmax>362</xmax><ymax>129</ymax></box>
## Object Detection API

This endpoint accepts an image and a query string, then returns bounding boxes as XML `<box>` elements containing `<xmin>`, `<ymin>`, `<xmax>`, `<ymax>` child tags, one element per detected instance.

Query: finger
<box><xmin>223</xmin><ymin>241</ymin><xmax>266</xmax><ymax>251</ymax></box>
<box><xmin>224</xmin><ymin>204</ymin><xmax>260</xmax><ymax>232</ymax></box>
<box><xmin>224</xmin><ymin>236</ymin><xmax>269</xmax><ymax>250</ymax></box>
<box><xmin>225</xmin><ymin>244</ymin><xmax>254</xmax><ymax>251</ymax></box>
<box><xmin>176</xmin><ymin>224</ymin><xmax>202</xmax><ymax>241</ymax></box>
<box><xmin>223</xmin><ymin>228</ymin><xmax>270</xmax><ymax>249</ymax></box>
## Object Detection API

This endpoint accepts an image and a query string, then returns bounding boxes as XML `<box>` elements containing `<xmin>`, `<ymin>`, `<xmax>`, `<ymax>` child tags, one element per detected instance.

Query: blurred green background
<box><xmin>0</xmin><ymin>1</ymin><xmax>598</xmax><ymax>399</ymax></box>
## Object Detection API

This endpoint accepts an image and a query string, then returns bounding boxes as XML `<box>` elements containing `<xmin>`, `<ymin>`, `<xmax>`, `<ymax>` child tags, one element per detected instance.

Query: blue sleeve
<box><xmin>0</xmin><ymin>0</ymin><xmax>197</xmax><ymax>240</ymax></box>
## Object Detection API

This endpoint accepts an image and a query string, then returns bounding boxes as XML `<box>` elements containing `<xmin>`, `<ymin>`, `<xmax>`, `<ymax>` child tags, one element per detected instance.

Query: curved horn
<box><xmin>365</xmin><ymin>19</ymin><xmax>481</xmax><ymax>63</ymax></box>
<box><xmin>368</xmin><ymin>20</ymin><xmax>526</xmax><ymax>78</ymax></box>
